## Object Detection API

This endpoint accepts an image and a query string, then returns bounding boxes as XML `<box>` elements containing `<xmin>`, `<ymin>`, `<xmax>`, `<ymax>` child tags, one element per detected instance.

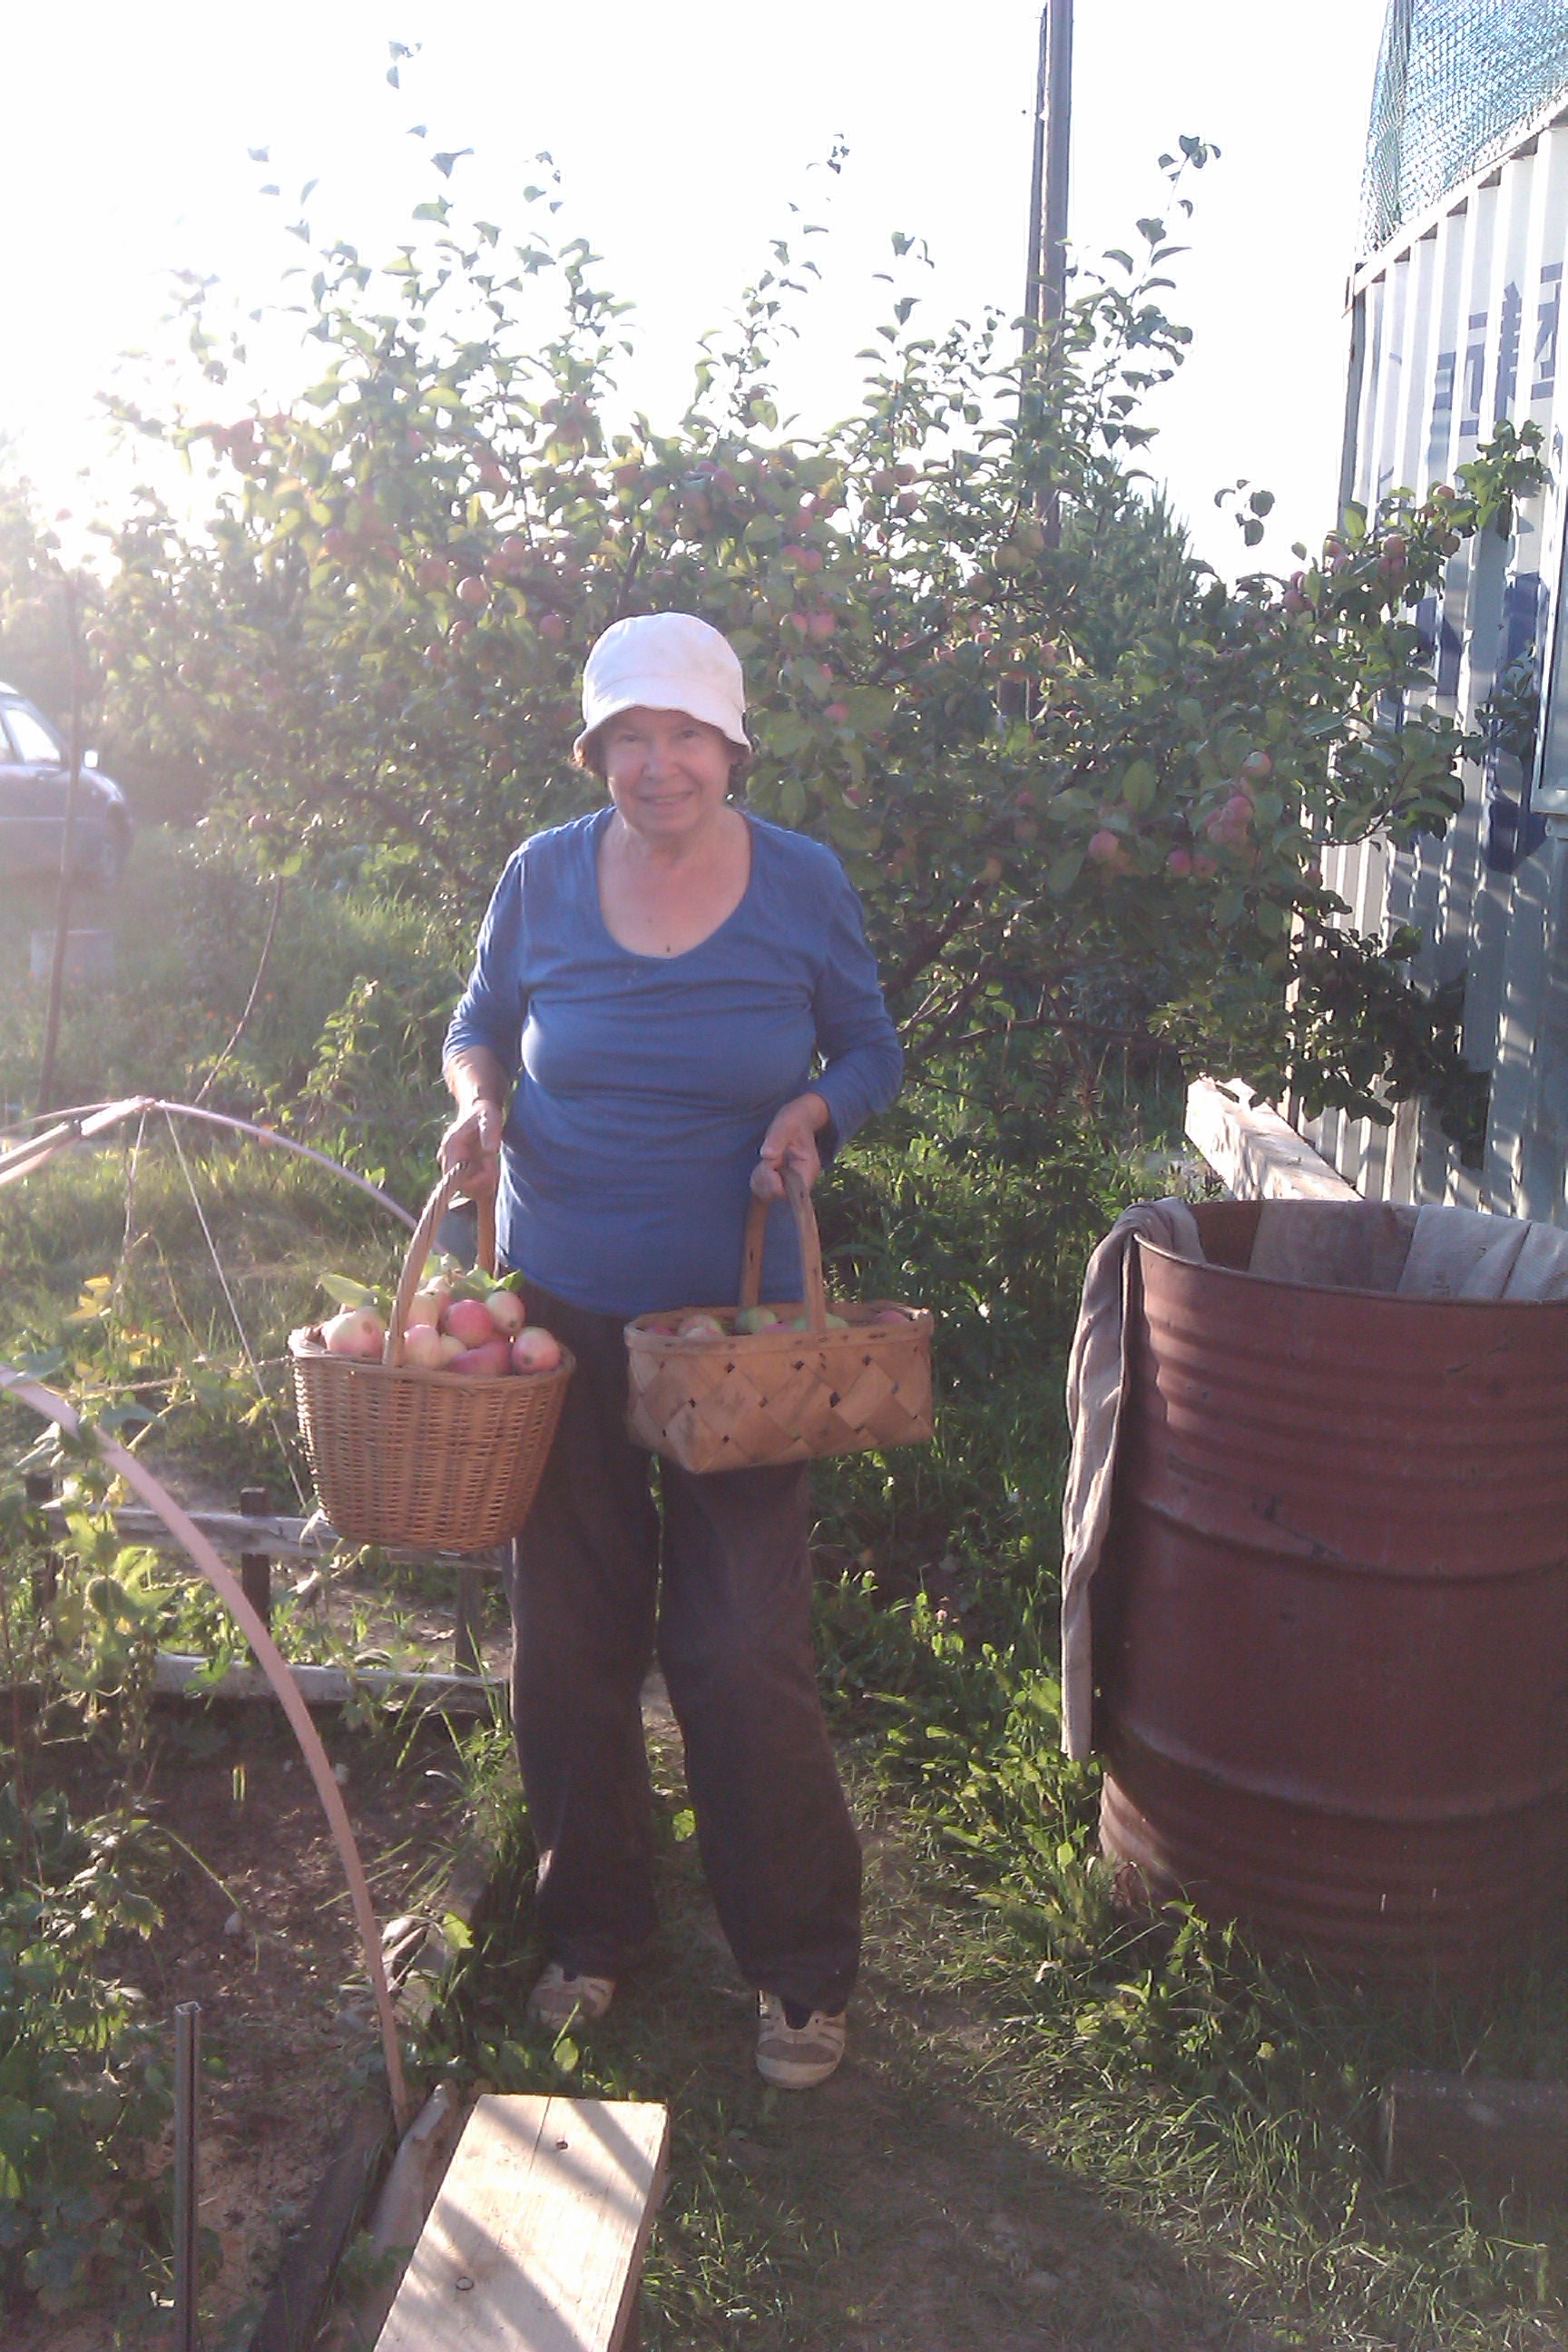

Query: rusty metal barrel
<box><xmin>1094</xmin><ymin>1200</ymin><xmax>1568</xmax><ymax>1986</ymax></box>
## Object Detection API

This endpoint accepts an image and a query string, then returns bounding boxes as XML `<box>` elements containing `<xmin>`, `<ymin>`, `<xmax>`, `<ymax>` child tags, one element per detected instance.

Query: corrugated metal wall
<box><xmin>1308</xmin><ymin>103</ymin><xmax>1568</xmax><ymax>1222</ymax></box>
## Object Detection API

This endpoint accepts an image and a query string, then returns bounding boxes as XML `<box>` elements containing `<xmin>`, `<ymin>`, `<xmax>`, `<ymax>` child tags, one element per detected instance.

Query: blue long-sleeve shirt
<box><xmin>443</xmin><ymin>808</ymin><xmax>902</xmax><ymax>1318</ymax></box>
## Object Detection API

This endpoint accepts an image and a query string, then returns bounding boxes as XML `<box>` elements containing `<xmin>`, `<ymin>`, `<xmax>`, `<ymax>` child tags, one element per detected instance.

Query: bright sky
<box><xmin>6</xmin><ymin>1</ymin><xmax>1387</xmax><ymax>578</ymax></box>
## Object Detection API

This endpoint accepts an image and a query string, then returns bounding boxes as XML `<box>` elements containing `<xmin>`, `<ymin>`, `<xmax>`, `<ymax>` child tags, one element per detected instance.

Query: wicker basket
<box><xmin>624</xmin><ymin>1166</ymin><xmax>933</xmax><ymax>1473</ymax></box>
<box><xmin>289</xmin><ymin>1169</ymin><xmax>573</xmax><ymax>1553</ymax></box>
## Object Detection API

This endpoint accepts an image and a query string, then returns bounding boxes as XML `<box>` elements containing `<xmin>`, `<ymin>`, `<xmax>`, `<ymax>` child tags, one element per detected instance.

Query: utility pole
<box><xmin>1023</xmin><ymin>0</ymin><xmax>1074</xmax><ymax>347</ymax></box>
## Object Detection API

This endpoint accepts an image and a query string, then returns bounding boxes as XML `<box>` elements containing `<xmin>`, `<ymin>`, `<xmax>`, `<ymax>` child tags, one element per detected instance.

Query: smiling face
<box><xmin>599</xmin><ymin>706</ymin><xmax>740</xmax><ymax>846</ymax></box>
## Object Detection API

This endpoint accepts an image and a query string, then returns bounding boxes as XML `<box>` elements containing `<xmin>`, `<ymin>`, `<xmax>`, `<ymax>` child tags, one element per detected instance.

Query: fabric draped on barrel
<box><xmin>1075</xmin><ymin>1197</ymin><xmax>1568</xmax><ymax>1989</ymax></box>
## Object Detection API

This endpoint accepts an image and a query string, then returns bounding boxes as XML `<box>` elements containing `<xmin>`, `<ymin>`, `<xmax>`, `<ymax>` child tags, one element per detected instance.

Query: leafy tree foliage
<box><xmin>49</xmin><ymin>161</ymin><xmax>1555</xmax><ymax>1127</ymax></box>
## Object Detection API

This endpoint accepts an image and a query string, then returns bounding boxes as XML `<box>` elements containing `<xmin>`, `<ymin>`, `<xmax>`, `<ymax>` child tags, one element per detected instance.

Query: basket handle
<box><xmin>739</xmin><ymin>1164</ymin><xmax>828</xmax><ymax>1335</ymax></box>
<box><xmin>383</xmin><ymin>1171</ymin><xmax>499</xmax><ymax>1368</ymax></box>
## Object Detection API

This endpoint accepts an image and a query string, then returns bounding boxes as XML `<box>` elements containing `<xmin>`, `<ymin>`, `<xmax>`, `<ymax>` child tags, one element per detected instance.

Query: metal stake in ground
<box><xmin>173</xmin><ymin>2000</ymin><xmax>201</xmax><ymax>2352</ymax></box>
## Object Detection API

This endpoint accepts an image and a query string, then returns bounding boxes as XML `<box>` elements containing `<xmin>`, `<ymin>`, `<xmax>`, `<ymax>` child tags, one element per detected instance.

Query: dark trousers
<box><xmin>506</xmin><ymin>1285</ymin><xmax>862</xmax><ymax>2015</ymax></box>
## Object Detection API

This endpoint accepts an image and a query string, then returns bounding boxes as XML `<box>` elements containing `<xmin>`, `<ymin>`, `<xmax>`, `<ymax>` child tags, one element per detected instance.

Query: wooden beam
<box><xmin>35</xmin><ymin>1499</ymin><xmax>508</xmax><ymax>1572</ymax></box>
<box><xmin>1185</xmin><ymin>1075</ymin><xmax>1357</xmax><ymax>1202</ymax></box>
<box><xmin>152</xmin><ymin>1651</ymin><xmax>503</xmax><ymax>1716</ymax></box>
<box><xmin>375</xmin><ymin>2095</ymin><xmax>669</xmax><ymax>2352</ymax></box>
<box><xmin>248</xmin><ymin>2089</ymin><xmax>393</xmax><ymax>2352</ymax></box>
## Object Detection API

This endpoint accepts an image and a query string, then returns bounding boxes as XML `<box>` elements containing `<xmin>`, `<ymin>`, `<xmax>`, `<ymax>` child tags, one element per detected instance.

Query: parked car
<box><xmin>0</xmin><ymin>682</ymin><xmax>132</xmax><ymax>890</ymax></box>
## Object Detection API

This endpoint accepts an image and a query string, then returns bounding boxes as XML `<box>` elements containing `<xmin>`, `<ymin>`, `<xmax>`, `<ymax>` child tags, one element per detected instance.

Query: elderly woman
<box><xmin>439</xmin><ymin>612</ymin><xmax>901</xmax><ymax>2089</ymax></box>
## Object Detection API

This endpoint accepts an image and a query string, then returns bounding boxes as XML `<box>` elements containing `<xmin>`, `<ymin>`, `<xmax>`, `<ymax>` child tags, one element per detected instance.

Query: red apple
<box><xmin>511</xmin><ymin>1327</ymin><xmax>563</xmax><ymax>1373</ymax></box>
<box><xmin>322</xmin><ymin>1307</ymin><xmax>385</xmax><ymax>1361</ymax></box>
<box><xmin>485</xmin><ymin>1289</ymin><xmax>526</xmax><ymax>1337</ymax></box>
<box><xmin>456</xmin><ymin>574</ymin><xmax>490</xmax><ymax>609</ymax></box>
<box><xmin>447</xmin><ymin>1337</ymin><xmax>513</xmax><ymax>1377</ymax></box>
<box><xmin>401</xmin><ymin>1322</ymin><xmax>453</xmax><ymax>1370</ymax></box>
<box><xmin>443</xmin><ymin>1296</ymin><xmax>499</xmax><ymax>1348</ymax></box>
<box><xmin>405</xmin><ymin>1282</ymin><xmax>451</xmax><ymax>1329</ymax></box>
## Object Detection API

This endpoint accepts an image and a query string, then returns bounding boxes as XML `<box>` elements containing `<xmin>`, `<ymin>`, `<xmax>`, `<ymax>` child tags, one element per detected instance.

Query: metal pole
<box><xmin>173</xmin><ymin>2000</ymin><xmax>201</xmax><ymax>2352</ymax></box>
<box><xmin>36</xmin><ymin>574</ymin><xmax>87</xmax><ymax>1120</ymax></box>
<box><xmin>239</xmin><ymin>1485</ymin><xmax>273</xmax><ymax>1643</ymax></box>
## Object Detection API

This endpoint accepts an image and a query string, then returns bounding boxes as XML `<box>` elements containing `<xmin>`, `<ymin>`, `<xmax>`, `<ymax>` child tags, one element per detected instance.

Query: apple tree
<box><xmin>85</xmin><ymin>160</ymin><xmax>1541</xmax><ymax>1152</ymax></box>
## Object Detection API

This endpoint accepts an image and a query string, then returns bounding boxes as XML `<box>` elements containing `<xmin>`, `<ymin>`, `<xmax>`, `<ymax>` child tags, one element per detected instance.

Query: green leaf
<box><xmin>1047</xmin><ymin>850</ymin><xmax>1083</xmax><ymax>896</ymax></box>
<box><xmin>1121</xmin><ymin>758</ymin><xmax>1158</xmax><ymax>812</ymax></box>
<box><xmin>318</xmin><ymin>1274</ymin><xmax>377</xmax><ymax>1311</ymax></box>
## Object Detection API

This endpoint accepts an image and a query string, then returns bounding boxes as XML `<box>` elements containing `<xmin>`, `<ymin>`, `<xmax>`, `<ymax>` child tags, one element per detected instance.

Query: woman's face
<box><xmin>600</xmin><ymin>706</ymin><xmax>738</xmax><ymax>845</ymax></box>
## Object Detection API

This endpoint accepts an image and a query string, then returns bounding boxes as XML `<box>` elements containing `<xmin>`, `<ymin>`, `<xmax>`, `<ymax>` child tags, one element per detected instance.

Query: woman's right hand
<box><xmin>439</xmin><ymin>1097</ymin><xmax>503</xmax><ymax>1200</ymax></box>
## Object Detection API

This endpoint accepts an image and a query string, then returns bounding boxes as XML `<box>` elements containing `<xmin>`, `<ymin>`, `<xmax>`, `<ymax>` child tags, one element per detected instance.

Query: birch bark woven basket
<box><xmin>624</xmin><ymin>1166</ymin><xmax>934</xmax><ymax>1473</ymax></box>
<box><xmin>289</xmin><ymin>1168</ymin><xmax>573</xmax><ymax>1553</ymax></box>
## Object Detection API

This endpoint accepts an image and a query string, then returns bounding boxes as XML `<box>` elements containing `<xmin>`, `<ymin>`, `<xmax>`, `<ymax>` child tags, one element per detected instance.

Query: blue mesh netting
<box><xmin>1362</xmin><ymin>0</ymin><xmax>1568</xmax><ymax>256</ymax></box>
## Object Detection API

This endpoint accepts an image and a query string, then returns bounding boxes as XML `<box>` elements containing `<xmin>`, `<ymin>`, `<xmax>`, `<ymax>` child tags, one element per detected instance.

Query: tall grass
<box><xmin>1</xmin><ymin>830</ymin><xmax>463</xmax><ymax>1200</ymax></box>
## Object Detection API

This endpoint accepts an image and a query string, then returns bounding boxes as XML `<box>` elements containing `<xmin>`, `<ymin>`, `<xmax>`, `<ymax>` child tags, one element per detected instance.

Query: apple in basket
<box><xmin>511</xmin><ymin>1327</ymin><xmax>563</xmax><ymax>1374</ymax></box>
<box><xmin>447</xmin><ymin>1336</ymin><xmax>514</xmax><ymax>1377</ymax></box>
<box><xmin>442</xmin><ymin>1296</ymin><xmax>500</xmax><ymax>1349</ymax></box>
<box><xmin>401</xmin><ymin>1323</ymin><xmax>465</xmax><ymax>1370</ymax></box>
<box><xmin>483</xmin><ymin>1288</ymin><xmax>527</xmax><ymax>1338</ymax></box>
<box><xmin>405</xmin><ymin>1281</ymin><xmax>452</xmax><ymax>1329</ymax></box>
<box><xmin>321</xmin><ymin>1307</ymin><xmax>386</xmax><ymax>1360</ymax></box>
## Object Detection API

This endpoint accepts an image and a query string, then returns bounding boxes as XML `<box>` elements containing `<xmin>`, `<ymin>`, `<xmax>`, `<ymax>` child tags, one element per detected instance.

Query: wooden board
<box><xmin>1185</xmin><ymin>1077</ymin><xmax>1358</xmax><ymax>1203</ymax></box>
<box><xmin>248</xmin><ymin>2089</ymin><xmax>393</xmax><ymax>2352</ymax></box>
<box><xmin>375</xmin><ymin>2094</ymin><xmax>669</xmax><ymax>2352</ymax></box>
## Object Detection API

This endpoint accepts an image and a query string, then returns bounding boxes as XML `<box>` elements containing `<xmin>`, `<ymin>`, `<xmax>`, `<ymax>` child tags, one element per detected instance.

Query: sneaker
<box><xmin>756</xmin><ymin>1992</ymin><xmax>847</xmax><ymax>2089</ymax></box>
<box><xmin>526</xmin><ymin>1963</ymin><xmax>616</xmax><ymax>2029</ymax></box>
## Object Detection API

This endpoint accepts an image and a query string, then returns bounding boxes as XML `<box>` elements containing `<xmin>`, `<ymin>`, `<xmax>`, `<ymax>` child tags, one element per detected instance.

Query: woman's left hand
<box><xmin>751</xmin><ymin>1092</ymin><xmax>832</xmax><ymax>1200</ymax></box>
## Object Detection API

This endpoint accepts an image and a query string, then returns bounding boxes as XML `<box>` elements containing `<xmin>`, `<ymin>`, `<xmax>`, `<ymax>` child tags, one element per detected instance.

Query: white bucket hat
<box><xmin>574</xmin><ymin>612</ymin><xmax>750</xmax><ymax>758</ymax></box>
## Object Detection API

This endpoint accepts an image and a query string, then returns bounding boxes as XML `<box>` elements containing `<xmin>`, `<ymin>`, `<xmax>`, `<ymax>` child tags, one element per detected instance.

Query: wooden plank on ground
<box><xmin>375</xmin><ymin>2094</ymin><xmax>669</xmax><ymax>2352</ymax></box>
<box><xmin>249</xmin><ymin>2088</ymin><xmax>393</xmax><ymax>2352</ymax></box>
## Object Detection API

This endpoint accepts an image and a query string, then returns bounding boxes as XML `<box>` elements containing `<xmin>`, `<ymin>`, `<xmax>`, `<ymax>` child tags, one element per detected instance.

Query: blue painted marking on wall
<box><xmin>1495</xmin><ymin>283</ymin><xmax>1523</xmax><ymax>420</ymax></box>
<box><xmin>1461</xmin><ymin>309</ymin><xmax>1489</xmax><ymax>442</ymax></box>
<box><xmin>1534</xmin><ymin>262</ymin><xmax>1562</xmax><ymax>401</ymax></box>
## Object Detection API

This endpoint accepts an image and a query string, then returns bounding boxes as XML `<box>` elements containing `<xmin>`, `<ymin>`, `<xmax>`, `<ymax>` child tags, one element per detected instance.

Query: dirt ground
<box><xmin>16</xmin><ymin>1699</ymin><xmax>467</xmax><ymax>2352</ymax></box>
<box><xmin>562</xmin><ymin>1693</ymin><xmax>1290</xmax><ymax>2352</ymax></box>
<box><xmin>12</xmin><ymin>1529</ymin><xmax>1296</xmax><ymax>2352</ymax></box>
